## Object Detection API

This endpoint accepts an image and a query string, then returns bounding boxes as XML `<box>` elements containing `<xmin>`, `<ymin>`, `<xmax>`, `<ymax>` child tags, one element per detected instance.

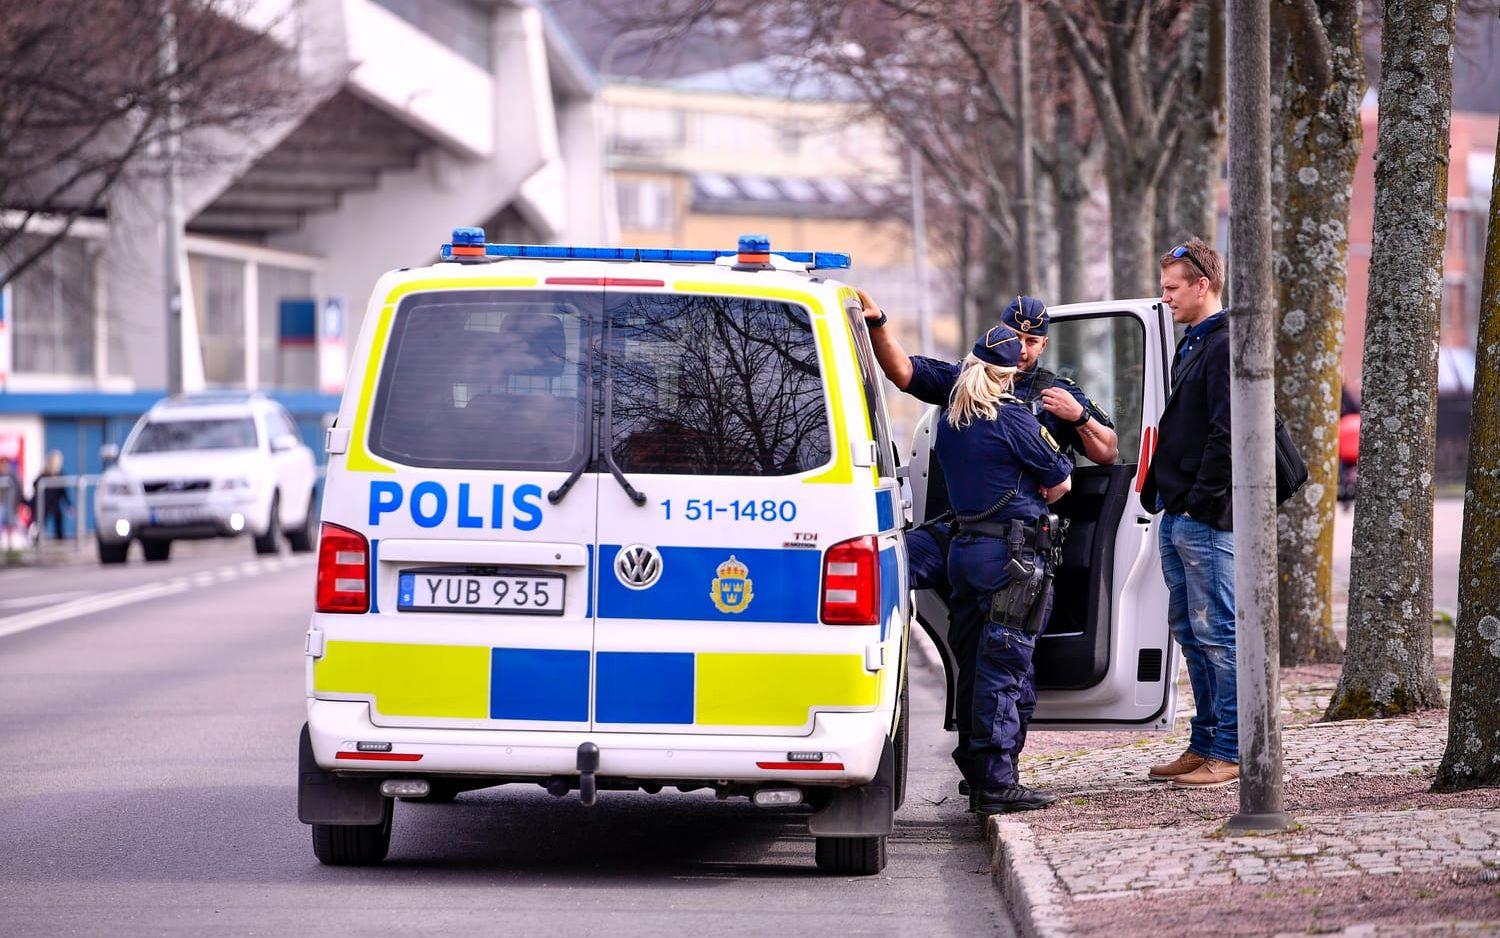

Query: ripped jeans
<box><xmin>1159</xmin><ymin>512</ymin><xmax>1238</xmax><ymax>763</ymax></box>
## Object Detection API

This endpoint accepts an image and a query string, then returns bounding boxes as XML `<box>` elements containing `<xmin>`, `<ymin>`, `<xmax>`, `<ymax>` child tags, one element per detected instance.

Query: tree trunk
<box><xmin>1106</xmin><ymin>165</ymin><xmax>1156</xmax><ymax>298</ymax></box>
<box><xmin>1053</xmin><ymin>174</ymin><xmax>1086</xmax><ymax>303</ymax></box>
<box><xmin>1433</xmin><ymin>119</ymin><xmax>1500</xmax><ymax>792</ymax></box>
<box><xmin>1158</xmin><ymin>0</ymin><xmax>1226</xmax><ymax>249</ymax></box>
<box><xmin>1269</xmin><ymin>0</ymin><xmax>1363</xmax><ymax>667</ymax></box>
<box><xmin>1325</xmin><ymin>0</ymin><xmax>1452</xmax><ymax>720</ymax></box>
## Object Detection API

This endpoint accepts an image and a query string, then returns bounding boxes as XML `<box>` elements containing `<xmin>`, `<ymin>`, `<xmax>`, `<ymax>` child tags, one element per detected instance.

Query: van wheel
<box><xmin>814</xmin><ymin>835</ymin><xmax>887</xmax><ymax>876</ymax></box>
<box><xmin>285</xmin><ymin>491</ymin><xmax>315</xmax><ymax>553</ymax></box>
<box><xmin>97</xmin><ymin>537</ymin><xmax>128</xmax><ymax>565</ymax></box>
<box><xmin>142</xmin><ymin>539</ymin><xmax>172</xmax><ymax>562</ymax></box>
<box><xmin>253</xmin><ymin>493</ymin><xmax>281</xmax><ymax>555</ymax></box>
<box><xmin>311</xmin><ymin>797</ymin><xmax>393</xmax><ymax>866</ymax></box>
<box><xmin>893</xmin><ymin>677</ymin><xmax>910</xmax><ymax>811</ymax></box>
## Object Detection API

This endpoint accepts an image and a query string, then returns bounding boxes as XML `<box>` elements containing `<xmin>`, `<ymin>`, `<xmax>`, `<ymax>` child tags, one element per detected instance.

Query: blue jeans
<box><xmin>1158</xmin><ymin>512</ymin><xmax>1238</xmax><ymax>763</ymax></box>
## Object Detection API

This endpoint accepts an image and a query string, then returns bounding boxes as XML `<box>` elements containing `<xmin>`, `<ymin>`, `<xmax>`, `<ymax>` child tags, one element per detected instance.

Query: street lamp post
<box><xmin>1225</xmin><ymin>0</ymin><xmax>1292</xmax><ymax>833</ymax></box>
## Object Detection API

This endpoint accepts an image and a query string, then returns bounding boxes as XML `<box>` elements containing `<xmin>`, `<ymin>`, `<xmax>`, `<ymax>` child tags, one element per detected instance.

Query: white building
<box><xmin>0</xmin><ymin>0</ymin><xmax>605</xmax><ymax>512</ymax></box>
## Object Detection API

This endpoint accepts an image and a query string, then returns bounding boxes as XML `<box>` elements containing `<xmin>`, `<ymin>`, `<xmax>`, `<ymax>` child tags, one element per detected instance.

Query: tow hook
<box><xmin>576</xmin><ymin>742</ymin><xmax>599</xmax><ymax>807</ymax></box>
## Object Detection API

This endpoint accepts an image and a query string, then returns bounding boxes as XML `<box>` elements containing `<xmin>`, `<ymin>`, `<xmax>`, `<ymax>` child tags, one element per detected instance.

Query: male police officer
<box><xmin>852</xmin><ymin>289</ymin><xmax>1116</xmax><ymax>801</ymax></box>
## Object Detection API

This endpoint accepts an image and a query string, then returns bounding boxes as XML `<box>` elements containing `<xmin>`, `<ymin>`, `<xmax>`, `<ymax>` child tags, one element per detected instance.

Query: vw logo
<box><xmin>614</xmin><ymin>544</ymin><xmax>662</xmax><ymax>590</ymax></box>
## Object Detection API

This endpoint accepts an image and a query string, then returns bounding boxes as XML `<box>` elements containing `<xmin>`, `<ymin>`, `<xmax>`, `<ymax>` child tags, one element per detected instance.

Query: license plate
<box><xmin>398</xmin><ymin>570</ymin><xmax>565</xmax><ymax>615</ymax></box>
<box><xmin>151</xmin><ymin>505</ymin><xmax>208</xmax><ymax>524</ymax></box>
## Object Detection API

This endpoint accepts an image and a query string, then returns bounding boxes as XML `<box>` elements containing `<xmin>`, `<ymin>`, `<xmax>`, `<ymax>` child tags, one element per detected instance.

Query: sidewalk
<box><xmin>991</xmin><ymin>636</ymin><xmax>1500</xmax><ymax>935</ymax></box>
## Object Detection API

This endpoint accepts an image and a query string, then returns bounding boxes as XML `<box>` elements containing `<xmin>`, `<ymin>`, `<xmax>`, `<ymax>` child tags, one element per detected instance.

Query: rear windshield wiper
<box><xmin>600</xmin><ymin>325</ymin><xmax>647</xmax><ymax>507</ymax></box>
<box><xmin>547</xmin><ymin>445</ymin><xmax>591</xmax><ymax>505</ymax></box>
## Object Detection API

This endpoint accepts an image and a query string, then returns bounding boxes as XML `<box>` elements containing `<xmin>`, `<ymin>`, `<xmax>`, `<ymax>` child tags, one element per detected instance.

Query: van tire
<box><xmin>285</xmin><ymin>491</ymin><xmax>315</xmax><ymax>553</ymax></box>
<box><xmin>253</xmin><ymin>493</ymin><xmax>281</xmax><ymax>555</ymax></box>
<box><xmin>893</xmin><ymin>677</ymin><xmax>910</xmax><ymax>811</ymax></box>
<box><xmin>98</xmin><ymin>537</ymin><xmax>129</xmax><ymax>565</ymax></box>
<box><xmin>142</xmin><ymin>539</ymin><xmax>172</xmax><ymax>562</ymax></box>
<box><xmin>311</xmin><ymin>798</ymin><xmax>393</xmax><ymax>866</ymax></box>
<box><xmin>814</xmin><ymin>835</ymin><xmax>887</xmax><ymax>876</ymax></box>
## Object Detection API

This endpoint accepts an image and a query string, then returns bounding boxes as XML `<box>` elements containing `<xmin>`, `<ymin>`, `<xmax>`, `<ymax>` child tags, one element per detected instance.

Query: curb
<box><xmin>987</xmin><ymin>816</ymin><xmax>1070</xmax><ymax>938</ymax></box>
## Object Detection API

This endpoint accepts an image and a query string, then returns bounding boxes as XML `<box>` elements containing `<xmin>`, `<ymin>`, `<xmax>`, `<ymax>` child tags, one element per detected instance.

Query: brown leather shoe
<box><xmin>1147</xmin><ymin>749</ymin><xmax>1207</xmax><ymax>781</ymax></box>
<box><xmin>1171</xmin><ymin>758</ymin><xmax>1240</xmax><ymax>789</ymax></box>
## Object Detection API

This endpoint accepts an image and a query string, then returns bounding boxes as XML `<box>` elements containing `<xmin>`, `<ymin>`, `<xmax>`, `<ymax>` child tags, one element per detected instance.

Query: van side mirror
<box><xmin>100</xmin><ymin>443</ymin><xmax>119</xmax><ymax>469</ymax></box>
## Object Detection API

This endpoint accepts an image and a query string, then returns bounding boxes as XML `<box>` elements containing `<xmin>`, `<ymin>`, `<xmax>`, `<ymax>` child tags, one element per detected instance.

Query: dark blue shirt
<box><xmin>1175</xmin><ymin>310</ymin><xmax>1227</xmax><ymax>374</ymax></box>
<box><xmin>907</xmin><ymin>356</ymin><xmax>1112</xmax><ymax>458</ymax></box>
<box><xmin>935</xmin><ymin>401</ymin><xmax>1073</xmax><ymax>522</ymax></box>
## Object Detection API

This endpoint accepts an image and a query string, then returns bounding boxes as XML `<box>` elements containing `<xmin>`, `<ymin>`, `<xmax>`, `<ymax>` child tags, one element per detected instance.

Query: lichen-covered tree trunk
<box><xmin>1325</xmin><ymin>0</ymin><xmax>1452</xmax><ymax>719</ymax></box>
<box><xmin>1269</xmin><ymin>0</ymin><xmax>1362</xmax><ymax>666</ymax></box>
<box><xmin>1433</xmin><ymin>120</ymin><xmax>1500</xmax><ymax>791</ymax></box>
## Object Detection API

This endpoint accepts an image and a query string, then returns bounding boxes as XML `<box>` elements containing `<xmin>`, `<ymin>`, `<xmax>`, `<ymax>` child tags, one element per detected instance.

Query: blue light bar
<box><xmin>440</xmin><ymin>227</ymin><xmax>850</xmax><ymax>270</ymax></box>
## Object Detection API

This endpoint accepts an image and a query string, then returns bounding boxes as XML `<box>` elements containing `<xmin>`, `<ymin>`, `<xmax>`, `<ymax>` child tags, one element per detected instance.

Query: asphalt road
<box><xmin>0</xmin><ymin>543</ymin><xmax>1013</xmax><ymax>937</ymax></box>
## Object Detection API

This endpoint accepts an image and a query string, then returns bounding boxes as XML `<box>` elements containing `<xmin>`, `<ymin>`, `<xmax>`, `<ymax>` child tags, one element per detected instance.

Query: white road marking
<box><xmin>0</xmin><ymin>590</ymin><xmax>92</xmax><ymax>610</ymax></box>
<box><xmin>0</xmin><ymin>555</ymin><xmax>313</xmax><ymax>640</ymax></box>
<box><xmin>0</xmin><ymin>581</ymin><xmax>192</xmax><ymax>639</ymax></box>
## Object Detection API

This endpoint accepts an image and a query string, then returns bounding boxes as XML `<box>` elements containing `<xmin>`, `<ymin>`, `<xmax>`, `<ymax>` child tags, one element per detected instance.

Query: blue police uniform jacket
<box><xmin>909</xmin><ymin>356</ymin><xmax>1113</xmax><ymax>462</ymax></box>
<box><xmin>906</xmin><ymin>358</ymin><xmax>1073</xmax><ymax>521</ymax></box>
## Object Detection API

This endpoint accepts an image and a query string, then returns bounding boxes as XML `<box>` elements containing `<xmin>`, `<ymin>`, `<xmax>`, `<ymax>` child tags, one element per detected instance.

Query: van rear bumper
<box><xmin>306</xmin><ymin>699</ymin><xmax>890</xmax><ymax>785</ymax></box>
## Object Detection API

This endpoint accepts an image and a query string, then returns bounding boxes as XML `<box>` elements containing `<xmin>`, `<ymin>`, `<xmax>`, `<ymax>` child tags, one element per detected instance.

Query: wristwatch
<box><xmin>865</xmin><ymin>311</ymin><xmax>888</xmax><ymax>328</ymax></box>
<box><xmin>1070</xmin><ymin>410</ymin><xmax>1091</xmax><ymax>427</ymax></box>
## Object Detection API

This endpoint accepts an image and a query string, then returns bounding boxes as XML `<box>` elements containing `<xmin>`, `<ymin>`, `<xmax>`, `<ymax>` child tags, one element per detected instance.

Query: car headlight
<box><xmin>103</xmin><ymin>481</ymin><xmax>133</xmax><ymax>497</ymax></box>
<box><xmin>218</xmin><ymin>477</ymin><xmax>252</xmax><ymax>490</ymax></box>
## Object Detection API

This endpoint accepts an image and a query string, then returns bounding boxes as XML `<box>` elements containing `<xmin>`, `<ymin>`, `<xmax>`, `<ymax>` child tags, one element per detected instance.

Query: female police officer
<box><xmin>854</xmin><ymin>289</ymin><xmax>1072</xmax><ymax>814</ymax></box>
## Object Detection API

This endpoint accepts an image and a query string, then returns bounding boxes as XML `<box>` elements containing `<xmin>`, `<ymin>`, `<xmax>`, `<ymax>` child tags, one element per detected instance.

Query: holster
<box><xmin>987</xmin><ymin>514</ymin><xmax>1065</xmax><ymax>636</ymax></box>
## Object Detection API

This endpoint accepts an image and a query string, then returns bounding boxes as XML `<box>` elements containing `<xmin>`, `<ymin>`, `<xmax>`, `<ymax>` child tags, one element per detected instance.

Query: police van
<box><xmin>298</xmin><ymin>229</ymin><xmax>1177</xmax><ymax>875</ymax></box>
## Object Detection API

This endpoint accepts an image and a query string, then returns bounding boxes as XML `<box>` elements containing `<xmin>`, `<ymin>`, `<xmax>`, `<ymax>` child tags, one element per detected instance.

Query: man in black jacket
<box><xmin>1140</xmin><ymin>238</ymin><xmax>1240</xmax><ymax>790</ymax></box>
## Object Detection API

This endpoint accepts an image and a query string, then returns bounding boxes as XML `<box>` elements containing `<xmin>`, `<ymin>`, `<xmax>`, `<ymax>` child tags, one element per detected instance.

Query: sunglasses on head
<box><xmin>1170</xmin><ymin>244</ymin><xmax>1211</xmax><ymax>282</ymax></box>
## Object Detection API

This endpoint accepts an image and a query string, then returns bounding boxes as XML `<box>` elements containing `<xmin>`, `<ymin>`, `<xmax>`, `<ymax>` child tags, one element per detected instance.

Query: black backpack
<box><xmin>1274</xmin><ymin>410</ymin><xmax>1309</xmax><ymax>504</ymax></box>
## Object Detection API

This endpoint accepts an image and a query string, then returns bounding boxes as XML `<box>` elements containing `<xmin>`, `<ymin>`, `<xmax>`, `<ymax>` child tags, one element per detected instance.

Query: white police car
<box><xmin>297</xmin><ymin>230</ymin><xmax>1178</xmax><ymax>875</ymax></box>
<box><xmin>95</xmin><ymin>392</ymin><xmax>318</xmax><ymax>563</ymax></box>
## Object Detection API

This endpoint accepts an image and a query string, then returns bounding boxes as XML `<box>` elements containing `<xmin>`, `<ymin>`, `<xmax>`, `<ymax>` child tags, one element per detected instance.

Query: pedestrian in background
<box><xmin>33</xmin><ymin>450</ymin><xmax>72</xmax><ymax>541</ymax></box>
<box><xmin>1140</xmin><ymin>237</ymin><xmax>1241</xmax><ymax>789</ymax></box>
<box><xmin>0</xmin><ymin>455</ymin><xmax>21</xmax><ymax>551</ymax></box>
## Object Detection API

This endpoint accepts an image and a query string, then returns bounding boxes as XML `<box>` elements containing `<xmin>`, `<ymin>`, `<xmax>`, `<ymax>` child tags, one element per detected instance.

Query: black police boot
<box><xmin>972</xmin><ymin>784</ymin><xmax>1060</xmax><ymax>815</ymax></box>
<box><xmin>957</xmin><ymin>779</ymin><xmax>971</xmax><ymax>797</ymax></box>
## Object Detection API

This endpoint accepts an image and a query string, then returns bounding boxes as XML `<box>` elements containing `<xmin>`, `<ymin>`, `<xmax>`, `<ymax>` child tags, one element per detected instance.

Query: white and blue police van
<box><xmin>298</xmin><ymin>229</ymin><xmax>1178</xmax><ymax>875</ymax></box>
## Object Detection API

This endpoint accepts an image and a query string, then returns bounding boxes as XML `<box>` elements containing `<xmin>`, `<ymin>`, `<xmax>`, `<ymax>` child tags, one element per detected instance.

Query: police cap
<box><xmin>1000</xmin><ymin>295</ymin><xmax>1048</xmax><ymax>336</ymax></box>
<box><xmin>972</xmin><ymin>322</ymin><xmax>1022</xmax><ymax>368</ymax></box>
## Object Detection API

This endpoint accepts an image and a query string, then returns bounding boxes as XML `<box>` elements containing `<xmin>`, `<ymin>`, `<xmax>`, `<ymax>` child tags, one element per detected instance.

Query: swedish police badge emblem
<box><xmin>710</xmin><ymin>555</ymin><xmax>754</xmax><ymax>614</ymax></box>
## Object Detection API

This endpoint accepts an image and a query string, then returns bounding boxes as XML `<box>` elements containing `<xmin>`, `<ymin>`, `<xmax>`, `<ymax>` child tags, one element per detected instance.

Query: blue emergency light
<box><xmin>440</xmin><ymin>228</ymin><xmax>851</xmax><ymax>270</ymax></box>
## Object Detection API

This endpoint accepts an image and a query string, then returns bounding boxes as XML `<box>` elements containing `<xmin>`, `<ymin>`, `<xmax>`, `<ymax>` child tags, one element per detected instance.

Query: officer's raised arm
<box><xmin>851</xmin><ymin>288</ymin><xmax>914</xmax><ymax>389</ymax></box>
<box><xmin>852</xmin><ymin>287</ymin><xmax>960</xmax><ymax>407</ymax></box>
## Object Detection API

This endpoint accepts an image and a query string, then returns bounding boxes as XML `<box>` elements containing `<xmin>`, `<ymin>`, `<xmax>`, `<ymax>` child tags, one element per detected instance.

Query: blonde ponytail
<box><xmin>947</xmin><ymin>354</ymin><xmax>1018</xmax><ymax>428</ymax></box>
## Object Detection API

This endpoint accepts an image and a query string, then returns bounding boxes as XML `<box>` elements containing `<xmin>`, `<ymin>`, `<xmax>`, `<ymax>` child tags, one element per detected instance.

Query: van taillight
<box><xmin>821</xmin><ymin>535</ymin><xmax>880</xmax><ymax>625</ymax></box>
<box><xmin>316</xmin><ymin>522</ymin><xmax>369</xmax><ymax>613</ymax></box>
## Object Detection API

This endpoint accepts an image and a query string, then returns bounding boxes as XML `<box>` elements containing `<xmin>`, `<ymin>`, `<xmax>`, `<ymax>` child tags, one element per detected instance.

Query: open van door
<box><xmin>909</xmin><ymin>299</ymin><xmax>1177</xmax><ymax>731</ymax></box>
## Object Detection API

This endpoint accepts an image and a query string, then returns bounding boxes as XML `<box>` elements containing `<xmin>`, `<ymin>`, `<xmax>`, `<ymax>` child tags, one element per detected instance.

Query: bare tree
<box><xmin>0</xmin><ymin>0</ymin><xmax>296</xmax><ymax>288</ymax></box>
<box><xmin>1155</xmin><ymin>0</ymin><xmax>1225</xmax><ymax>250</ymax></box>
<box><xmin>1433</xmin><ymin>119</ymin><xmax>1500</xmax><ymax>792</ymax></box>
<box><xmin>1325</xmin><ymin>0</ymin><xmax>1453</xmax><ymax>719</ymax></box>
<box><xmin>1039</xmin><ymin>0</ymin><xmax>1199</xmax><ymax>297</ymax></box>
<box><xmin>1269</xmin><ymin>0</ymin><xmax>1364</xmax><ymax>666</ymax></box>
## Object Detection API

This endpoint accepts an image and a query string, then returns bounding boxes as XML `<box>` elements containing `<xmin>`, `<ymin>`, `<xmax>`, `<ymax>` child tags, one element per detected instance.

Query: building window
<box><xmin>615</xmin><ymin>178</ymin><xmax>677</xmax><ymax>232</ymax></box>
<box><xmin>258</xmin><ymin>265</ymin><xmax>317</xmax><ymax>389</ymax></box>
<box><xmin>9</xmin><ymin>235</ymin><xmax>97</xmax><ymax>377</ymax></box>
<box><xmin>371</xmin><ymin>0</ymin><xmax>493</xmax><ymax>70</ymax></box>
<box><xmin>610</xmin><ymin>106</ymin><xmax>684</xmax><ymax>152</ymax></box>
<box><xmin>189</xmin><ymin>254</ymin><xmax>245</xmax><ymax>386</ymax></box>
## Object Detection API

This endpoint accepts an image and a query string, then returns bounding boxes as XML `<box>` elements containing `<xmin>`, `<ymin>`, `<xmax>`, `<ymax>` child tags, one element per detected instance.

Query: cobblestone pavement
<box><xmin>995</xmin><ymin>685</ymin><xmax>1500</xmax><ymax>935</ymax></box>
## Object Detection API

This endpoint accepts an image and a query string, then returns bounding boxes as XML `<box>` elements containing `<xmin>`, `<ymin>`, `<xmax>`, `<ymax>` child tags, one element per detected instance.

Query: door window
<box><xmin>368</xmin><ymin>290</ymin><xmax>595</xmax><ymax>471</ymax></box>
<box><xmin>1040</xmin><ymin>314</ymin><xmax>1146</xmax><ymax>465</ymax></box>
<box><xmin>842</xmin><ymin>301</ymin><xmax>897</xmax><ymax>477</ymax></box>
<box><xmin>606</xmin><ymin>292</ymin><xmax>831</xmax><ymax>476</ymax></box>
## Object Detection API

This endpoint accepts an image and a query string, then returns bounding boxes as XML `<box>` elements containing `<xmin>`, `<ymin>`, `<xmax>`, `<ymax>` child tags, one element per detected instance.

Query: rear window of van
<box><xmin>368</xmin><ymin>291</ymin><xmax>594</xmax><ymax>471</ymax></box>
<box><xmin>366</xmin><ymin>288</ymin><xmax>831</xmax><ymax>476</ymax></box>
<box><xmin>608</xmin><ymin>292</ymin><xmax>830</xmax><ymax>476</ymax></box>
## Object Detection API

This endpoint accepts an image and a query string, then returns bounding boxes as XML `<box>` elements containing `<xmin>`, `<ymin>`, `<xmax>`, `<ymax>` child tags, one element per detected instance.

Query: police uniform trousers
<box><xmin>947</xmin><ymin>532</ymin><xmax>1049</xmax><ymax>790</ymax></box>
